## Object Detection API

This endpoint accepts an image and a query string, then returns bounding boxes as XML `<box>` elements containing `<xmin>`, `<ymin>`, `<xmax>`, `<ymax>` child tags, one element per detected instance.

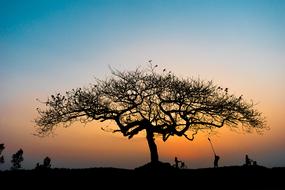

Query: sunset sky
<box><xmin>1</xmin><ymin>0</ymin><xmax>285</xmax><ymax>170</ymax></box>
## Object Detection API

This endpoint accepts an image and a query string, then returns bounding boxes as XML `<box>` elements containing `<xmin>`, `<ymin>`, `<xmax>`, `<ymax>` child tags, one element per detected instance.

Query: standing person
<box><xmin>214</xmin><ymin>155</ymin><xmax>220</xmax><ymax>168</ymax></box>
<box><xmin>0</xmin><ymin>144</ymin><xmax>5</xmax><ymax>165</ymax></box>
<box><xmin>208</xmin><ymin>138</ymin><xmax>220</xmax><ymax>168</ymax></box>
<box><xmin>245</xmin><ymin>154</ymin><xmax>252</xmax><ymax>166</ymax></box>
<box><xmin>174</xmin><ymin>157</ymin><xmax>181</xmax><ymax>168</ymax></box>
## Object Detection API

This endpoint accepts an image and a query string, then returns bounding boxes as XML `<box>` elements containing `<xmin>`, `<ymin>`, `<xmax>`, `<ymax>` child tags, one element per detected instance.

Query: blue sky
<box><xmin>1</xmin><ymin>0</ymin><xmax>285</xmax><ymax>169</ymax></box>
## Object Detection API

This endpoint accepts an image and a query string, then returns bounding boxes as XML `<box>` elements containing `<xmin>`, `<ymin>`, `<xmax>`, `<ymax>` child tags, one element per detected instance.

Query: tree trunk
<box><xmin>146</xmin><ymin>128</ymin><xmax>159</xmax><ymax>163</ymax></box>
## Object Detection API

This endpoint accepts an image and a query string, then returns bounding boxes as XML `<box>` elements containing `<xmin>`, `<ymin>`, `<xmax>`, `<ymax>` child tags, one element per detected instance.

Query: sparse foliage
<box><xmin>36</xmin><ymin>65</ymin><xmax>267</xmax><ymax>164</ymax></box>
<box><xmin>11</xmin><ymin>149</ymin><xmax>24</xmax><ymax>170</ymax></box>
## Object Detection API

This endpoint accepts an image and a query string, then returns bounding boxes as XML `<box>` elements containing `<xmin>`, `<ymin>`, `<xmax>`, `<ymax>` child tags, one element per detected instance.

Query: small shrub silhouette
<box><xmin>35</xmin><ymin>156</ymin><xmax>52</xmax><ymax>170</ymax></box>
<box><xmin>11</xmin><ymin>149</ymin><xmax>24</xmax><ymax>170</ymax></box>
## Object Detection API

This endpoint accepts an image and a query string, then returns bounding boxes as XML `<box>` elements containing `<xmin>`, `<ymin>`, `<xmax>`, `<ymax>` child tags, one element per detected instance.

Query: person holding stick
<box><xmin>208</xmin><ymin>138</ymin><xmax>220</xmax><ymax>168</ymax></box>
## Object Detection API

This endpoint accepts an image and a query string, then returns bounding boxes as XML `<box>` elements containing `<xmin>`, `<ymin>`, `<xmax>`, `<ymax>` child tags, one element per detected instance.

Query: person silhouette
<box><xmin>0</xmin><ymin>144</ymin><xmax>4</xmax><ymax>163</ymax></box>
<box><xmin>174</xmin><ymin>157</ymin><xmax>181</xmax><ymax>168</ymax></box>
<box><xmin>0</xmin><ymin>144</ymin><xmax>4</xmax><ymax>155</ymax></box>
<box><xmin>245</xmin><ymin>154</ymin><xmax>252</xmax><ymax>166</ymax></box>
<box><xmin>214</xmin><ymin>155</ymin><xmax>220</xmax><ymax>168</ymax></box>
<box><xmin>43</xmin><ymin>156</ymin><xmax>51</xmax><ymax>168</ymax></box>
<box><xmin>180</xmin><ymin>161</ymin><xmax>186</xmax><ymax>169</ymax></box>
<box><xmin>208</xmin><ymin>138</ymin><xmax>220</xmax><ymax>168</ymax></box>
<box><xmin>35</xmin><ymin>162</ymin><xmax>40</xmax><ymax>170</ymax></box>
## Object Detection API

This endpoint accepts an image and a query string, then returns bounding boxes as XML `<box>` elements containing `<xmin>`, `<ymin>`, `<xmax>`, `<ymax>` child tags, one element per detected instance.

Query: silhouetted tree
<box><xmin>35</xmin><ymin>65</ymin><xmax>267</xmax><ymax>165</ymax></box>
<box><xmin>0</xmin><ymin>144</ymin><xmax>5</xmax><ymax>165</ymax></box>
<box><xmin>11</xmin><ymin>149</ymin><xmax>24</xmax><ymax>170</ymax></box>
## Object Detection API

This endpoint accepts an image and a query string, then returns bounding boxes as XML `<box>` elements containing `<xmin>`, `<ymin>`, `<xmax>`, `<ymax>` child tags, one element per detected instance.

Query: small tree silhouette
<box><xmin>0</xmin><ymin>144</ymin><xmax>5</xmax><ymax>165</ymax></box>
<box><xmin>35</xmin><ymin>65</ymin><xmax>267</xmax><ymax>165</ymax></box>
<box><xmin>11</xmin><ymin>149</ymin><xmax>24</xmax><ymax>170</ymax></box>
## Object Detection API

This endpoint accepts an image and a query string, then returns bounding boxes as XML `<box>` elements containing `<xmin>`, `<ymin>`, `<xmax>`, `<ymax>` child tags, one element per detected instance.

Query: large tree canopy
<box><xmin>35</xmin><ymin>65</ymin><xmax>267</xmax><ymax>163</ymax></box>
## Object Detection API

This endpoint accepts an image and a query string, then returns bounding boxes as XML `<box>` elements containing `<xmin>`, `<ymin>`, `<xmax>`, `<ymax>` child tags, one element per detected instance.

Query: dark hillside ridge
<box><xmin>0</xmin><ymin>166</ymin><xmax>284</xmax><ymax>189</ymax></box>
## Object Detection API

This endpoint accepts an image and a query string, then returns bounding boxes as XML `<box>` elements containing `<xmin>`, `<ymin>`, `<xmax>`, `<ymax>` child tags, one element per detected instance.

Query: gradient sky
<box><xmin>1</xmin><ymin>0</ymin><xmax>285</xmax><ymax>170</ymax></box>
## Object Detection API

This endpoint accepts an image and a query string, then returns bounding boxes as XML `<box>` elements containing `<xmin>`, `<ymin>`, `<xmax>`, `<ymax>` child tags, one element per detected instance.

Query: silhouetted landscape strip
<box><xmin>0</xmin><ymin>166</ymin><xmax>284</xmax><ymax>189</ymax></box>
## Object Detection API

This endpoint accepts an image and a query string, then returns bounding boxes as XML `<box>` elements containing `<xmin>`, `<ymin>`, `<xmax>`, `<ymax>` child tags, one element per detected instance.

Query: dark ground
<box><xmin>0</xmin><ymin>165</ymin><xmax>284</xmax><ymax>189</ymax></box>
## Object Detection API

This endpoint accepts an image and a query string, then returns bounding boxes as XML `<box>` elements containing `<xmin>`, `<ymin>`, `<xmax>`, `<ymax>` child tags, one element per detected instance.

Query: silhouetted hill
<box><xmin>0</xmin><ymin>166</ymin><xmax>284</xmax><ymax>189</ymax></box>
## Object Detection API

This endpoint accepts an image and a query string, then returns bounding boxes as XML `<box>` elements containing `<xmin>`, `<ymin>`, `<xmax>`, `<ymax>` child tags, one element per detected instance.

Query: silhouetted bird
<box><xmin>238</xmin><ymin>95</ymin><xmax>243</xmax><ymax>100</ymax></box>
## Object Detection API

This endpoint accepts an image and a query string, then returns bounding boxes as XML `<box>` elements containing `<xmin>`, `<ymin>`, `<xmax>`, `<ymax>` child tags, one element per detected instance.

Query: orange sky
<box><xmin>0</xmin><ymin>89</ymin><xmax>284</xmax><ymax>169</ymax></box>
